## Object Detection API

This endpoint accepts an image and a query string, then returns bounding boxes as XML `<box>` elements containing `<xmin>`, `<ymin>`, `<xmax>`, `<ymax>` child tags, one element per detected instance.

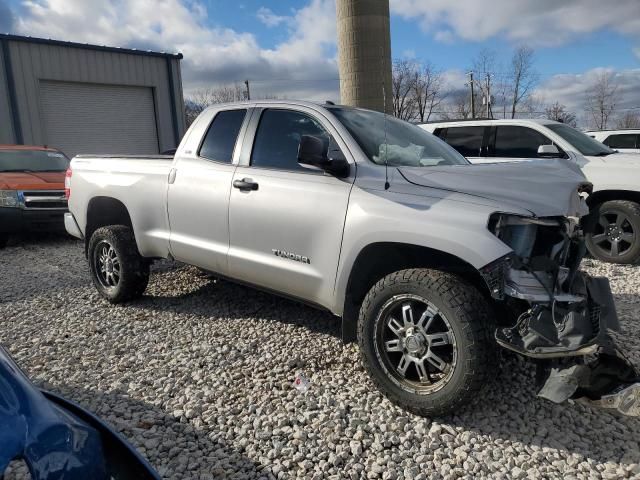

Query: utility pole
<box><xmin>244</xmin><ymin>79</ymin><xmax>251</xmax><ymax>101</ymax></box>
<box><xmin>485</xmin><ymin>73</ymin><xmax>492</xmax><ymax>119</ymax></box>
<box><xmin>467</xmin><ymin>71</ymin><xmax>475</xmax><ymax>119</ymax></box>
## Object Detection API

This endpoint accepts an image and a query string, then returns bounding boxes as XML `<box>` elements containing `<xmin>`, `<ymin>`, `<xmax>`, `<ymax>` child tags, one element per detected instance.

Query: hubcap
<box><xmin>374</xmin><ymin>294</ymin><xmax>457</xmax><ymax>394</ymax></box>
<box><xmin>591</xmin><ymin>211</ymin><xmax>636</xmax><ymax>258</ymax></box>
<box><xmin>95</xmin><ymin>241</ymin><xmax>120</xmax><ymax>288</ymax></box>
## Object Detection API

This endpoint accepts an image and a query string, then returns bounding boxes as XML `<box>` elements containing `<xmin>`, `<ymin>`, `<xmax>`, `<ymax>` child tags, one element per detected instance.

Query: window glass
<box><xmin>492</xmin><ymin>126</ymin><xmax>552</xmax><ymax>158</ymax></box>
<box><xmin>330</xmin><ymin>108</ymin><xmax>467</xmax><ymax>167</ymax></box>
<box><xmin>604</xmin><ymin>134</ymin><xmax>637</xmax><ymax>149</ymax></box>
<box><xmin>547</xmin><ymin>124</ymin><xmax>614</xmax><ymax>156</ymax></box>
<box><xmin>199</xmin><ymin>109</ymin><xmax>247</xmax><ymax>163</ymax></box>
<box><xmin>251</xmin><ymin>109</ymin><xmax>330</xmax><ymax>171</ymax></box>
<box><xmin>441</xmin><ymin>127</ymin><xmax>484</xmax><ymax>157</ymax></box>
<box><xmin>0</xmin><ymin>150</ymin><xmax>69</xmax><ymax>172</ymax></box>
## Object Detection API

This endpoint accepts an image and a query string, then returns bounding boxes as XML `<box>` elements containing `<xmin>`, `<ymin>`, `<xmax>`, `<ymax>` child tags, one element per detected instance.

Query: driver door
<box><xmin>227</xmin><ymin>107</ymin><xmax>355</xmax><ymax>307</ymax></box>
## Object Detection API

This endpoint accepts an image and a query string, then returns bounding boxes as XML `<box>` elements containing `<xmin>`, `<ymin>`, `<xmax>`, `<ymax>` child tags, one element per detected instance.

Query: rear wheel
<box><xmin>88</xmin><ymin>226</ymin><xmax>150</xmax><ymax>303</ymax></box>
<box><xmin>586</xmin><ymin>200</ymin><xmax>640</xmax><ymax>264</ymax></box>
<box><xmin>357</xmin><ymin>268</ymin><xmax>495</xmax><ymax>417</ymax></box>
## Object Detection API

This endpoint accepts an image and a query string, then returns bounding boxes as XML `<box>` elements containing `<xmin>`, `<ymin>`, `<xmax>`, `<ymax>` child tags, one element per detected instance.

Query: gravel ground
<box><xmin>1</xmin><ymin>234</ymin><xmax>639</xmax><ymax>480</ymax></box>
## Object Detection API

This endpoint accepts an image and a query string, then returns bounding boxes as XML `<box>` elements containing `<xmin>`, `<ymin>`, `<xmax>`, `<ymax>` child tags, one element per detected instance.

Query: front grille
<box><xmin>20</xmin><ymin>190</ymin><xmax>67</xmax><ymax>210</ymax></box>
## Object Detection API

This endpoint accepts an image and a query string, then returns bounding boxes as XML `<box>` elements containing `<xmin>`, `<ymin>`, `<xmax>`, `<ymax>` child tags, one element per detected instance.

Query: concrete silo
<box><xmin>336</xmin><ymin>0</ymin><xmax>393</xmax><ymax>113</ymax></box>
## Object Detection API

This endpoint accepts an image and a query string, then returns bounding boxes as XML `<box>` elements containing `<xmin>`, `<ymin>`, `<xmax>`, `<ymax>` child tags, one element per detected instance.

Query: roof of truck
<box><xmin>421</xmin><ymin>118</ymin><xmax>560</xmax><ymax>128</ymax></box>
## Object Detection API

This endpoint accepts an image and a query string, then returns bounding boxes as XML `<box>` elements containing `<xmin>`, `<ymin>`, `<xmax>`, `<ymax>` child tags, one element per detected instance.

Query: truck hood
<box><xmin>0</xmin><ymin>171</ymin><xmax>65</xmax><ymax>190</ymax></box>
<box><xmin>398</xmin><ymin>159</ymin><xmax>590</xmax><ymax>218</ymax></box>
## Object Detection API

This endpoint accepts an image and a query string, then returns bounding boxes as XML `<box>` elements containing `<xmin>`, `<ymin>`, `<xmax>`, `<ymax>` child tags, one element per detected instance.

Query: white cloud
<box><xmin>533</xmin><ymin>68</ymin><xmax>640</xmax><ymax>126</ymax></box>
<box><xmin>14</xmin><ymin>0</ymin><xmax>339</xmax><ymax>100</ymax></box>
<box><xmin>256</xmin><ymin>6</ymin><xmax>289</xmax><ymax>28</ymax></box>
<box><xmin>401</xmin><ymin>49</ymin><xmax>416</xmax><ymax>59</ymax></box>
<box><xmin>390</xmin><ymin>0</ymin><xmax>640</xmax><ymax>46</ymax></box>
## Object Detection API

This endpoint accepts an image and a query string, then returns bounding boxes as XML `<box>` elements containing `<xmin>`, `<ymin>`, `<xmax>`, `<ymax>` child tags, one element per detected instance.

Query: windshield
<box><xmin>0</xmin><ymin>149</ymin><xmax>70</xmax><ymax>172</ymax></box>
<box><xmin>547</xmin><ymin>124</ymin><xmax>615</xmax><ymax>156</ymax></box>
<box><xmin>330</xmin><ymin>107</ymin><xmax>469</xmax><ymax>167</ymax></box>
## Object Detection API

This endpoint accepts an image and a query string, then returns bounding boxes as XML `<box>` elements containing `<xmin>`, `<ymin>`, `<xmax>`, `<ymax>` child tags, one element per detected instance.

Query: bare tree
<box><xmin>412</xmin><ymin>62</ymin><xmax>445</xmax><ymax>123</ymax></box>
<box><xmin>544</xmin><ymin>101</ymin><xmax>577</xmax><ymax>127</ymax></box>
<box><xmin>509</xmin><ymin>46</ymin><xmax>537</xmax><ymax>119</ymax></box>
<box><xmin>184</xmin><ymin>84</ymin><xmax>248</xmax><ymax>126</ymax></box>
<box><xmin>586</xmin><ymin>72</ymin><xmax>619</xmax><ymax>130</ymax></box>
<box><xmin>440</xmin><ymin>90</ymin><xmax>472</xmax><ymax>120</ymax></box>
<box><xmin>616</xmin><ymin>111</ymin><xmax>640</xmax><ymax>129</ymax></box>
<box><xmin>391</xmin><ymin>60</ymin><xmax>418</xmax><ymax>121</ymax></box>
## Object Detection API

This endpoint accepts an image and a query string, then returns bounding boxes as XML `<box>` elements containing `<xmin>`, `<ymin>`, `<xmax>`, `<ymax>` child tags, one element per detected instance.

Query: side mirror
<box><xmin>538</xmin><ymin>144</ymin><xmax>561</xmax><ymax>158</ymax></box>
<box><xmin>298</xmin><ymin>135</ymin><xmax>349</xmax><ymax>178</ymax></box>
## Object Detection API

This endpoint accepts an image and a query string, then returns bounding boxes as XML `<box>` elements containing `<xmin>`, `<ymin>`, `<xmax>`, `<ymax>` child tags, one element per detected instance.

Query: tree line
<box><xmin>184</xmin><ymin>46</ymin><xmax>639</xmax><ymax>131</ymax></box>
<box><xmin>390</xmin><ymin>46</ymin><xmax>639</xmax><ymax>130</ymax></box>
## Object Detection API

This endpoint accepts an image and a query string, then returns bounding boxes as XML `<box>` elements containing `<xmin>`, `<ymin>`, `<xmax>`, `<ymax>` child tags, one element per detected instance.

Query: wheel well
<box><xmin>587</xmin><ymin>190</ymin><xmax>640</xmax><ymax>208</ymax></box>
<box><xmin>341</xmin><ymin>242</ymin><xmax>488</xmax><ymax>343</ymax></box>
<box><xmin>85</xmin><ymin>197</ymin><xmax>133</xmax><ymax>255</ymax></box>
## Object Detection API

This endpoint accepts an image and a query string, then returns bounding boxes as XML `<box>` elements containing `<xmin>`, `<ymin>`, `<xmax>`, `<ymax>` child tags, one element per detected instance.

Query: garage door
<box><xmin>39</xmin><ymin>81</ymin><xmax>159</xmax><ymax>157</ymax></box>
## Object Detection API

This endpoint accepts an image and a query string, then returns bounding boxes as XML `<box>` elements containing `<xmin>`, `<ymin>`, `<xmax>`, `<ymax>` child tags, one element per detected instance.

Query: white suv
<box><xmin>587</xmin><ymin>129</ymin><xmax>640</xmax><ymax>154</ymax></box>
<box><xmin>421</xmin><ymin>119</ymin><xmax>640</xmax><ymax>264</ymax></box>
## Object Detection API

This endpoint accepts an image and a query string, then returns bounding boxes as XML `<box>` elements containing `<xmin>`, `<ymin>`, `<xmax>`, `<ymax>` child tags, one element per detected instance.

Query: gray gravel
<box><xmin>1</xmin><ymin>235</ymin><xmax>640</xmax><ymax>479</ymax></box>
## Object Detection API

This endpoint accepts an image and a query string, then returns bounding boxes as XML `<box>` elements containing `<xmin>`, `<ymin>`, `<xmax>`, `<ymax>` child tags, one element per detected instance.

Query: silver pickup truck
<box><xmin>65</xmin><ymin>100</ymin><xmax>639</xmax><ymax>417</ymax></box>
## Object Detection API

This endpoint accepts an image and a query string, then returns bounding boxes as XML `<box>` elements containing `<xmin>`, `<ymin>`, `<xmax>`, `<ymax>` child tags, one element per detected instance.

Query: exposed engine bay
<box><xmin>482</xmin><ymin>209</ymin><xmax>640</xmax><ymax>417</ymax></box>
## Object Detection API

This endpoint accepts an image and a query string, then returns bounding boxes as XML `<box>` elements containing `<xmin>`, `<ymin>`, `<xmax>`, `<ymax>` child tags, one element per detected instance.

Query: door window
<box><xmin>440</xmin><ymin>127</ymin><xmax>484</xmax><ymax>157</ymax></box>
<box><xmin>199</xmin><ymin>109</ymin><xmax>247</xmax><ymax>163</ymax></box>
<box><xmin>251</xmin><ymin>109</ymin><xmax>330</xmax><ymax>172</ymax></box>
<box><xmin>604</xmin><ymin>134</ymin><xmax>638</xmax><ymax>149</ymax></box>
<box><xmin>492</xmin><ymin>126</ymin><xmax>553</xmax><ymax>158</ymax></box>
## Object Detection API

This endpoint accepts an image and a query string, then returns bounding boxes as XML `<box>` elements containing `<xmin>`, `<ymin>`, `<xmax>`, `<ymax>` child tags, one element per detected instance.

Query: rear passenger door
<box><xmin>167</xmin><ymin>108</ymin><xmax>250</xmax><ymax>274</ymax></box>
<box><xmin>434</xmin><ymin>126</ymin><xmax>487</xmax><ymax>162</ymax></box>
<box><xmin>227</xmin><ymin>106</ymin><xmax>354</xmax><ymax>307</ymax></box>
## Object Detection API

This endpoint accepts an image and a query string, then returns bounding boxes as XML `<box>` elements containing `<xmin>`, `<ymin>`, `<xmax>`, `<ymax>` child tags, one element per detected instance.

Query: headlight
<box><xmin>0</xmin><ymin>190</ymin><xmax>20</xmax><ymax>207</ymax></box>
<box><xmin>489</xmin><ymin>214</ymin><xmax>562</xmax><ymax>261</ymax></box>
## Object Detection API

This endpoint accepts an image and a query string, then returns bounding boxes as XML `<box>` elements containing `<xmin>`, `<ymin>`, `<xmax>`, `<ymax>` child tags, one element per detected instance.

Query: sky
<box><xmin>2</xmin><ymin>0</ymin><xmax>640</xmax><ymax>124</ymax></box>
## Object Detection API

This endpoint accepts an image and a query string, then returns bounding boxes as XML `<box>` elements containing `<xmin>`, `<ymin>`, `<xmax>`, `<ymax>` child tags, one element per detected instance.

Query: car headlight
<box><xmin>488</xmin><ymin>213</ymin><xmax>562</xmax><ymax>261</ymax></box>
<box><xmin>0</xmin><ymin>190</ymin><xmax>20</xmax><ymax>207</ymax></box>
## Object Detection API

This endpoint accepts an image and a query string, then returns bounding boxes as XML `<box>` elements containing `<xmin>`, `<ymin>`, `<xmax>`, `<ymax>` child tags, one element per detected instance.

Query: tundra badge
<box><xmin>272</xmin><ymin>249</ymin><xmax>311</xmax><ymax>264</ymax></box>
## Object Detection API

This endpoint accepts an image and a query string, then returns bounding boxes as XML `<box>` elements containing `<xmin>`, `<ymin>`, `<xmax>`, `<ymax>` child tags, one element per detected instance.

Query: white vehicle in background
<box><xmin>587</xmin><ymin>129</ymin><xmax>640</xmax><ymax>154</ymax></box>
<box><xmin>421</xmin><ymin>119</ymin><xmax>640</xmax><ymax>265</ymax></box>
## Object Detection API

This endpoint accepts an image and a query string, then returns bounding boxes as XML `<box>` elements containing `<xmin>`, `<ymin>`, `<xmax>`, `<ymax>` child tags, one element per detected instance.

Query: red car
<box><xmin>0</xmin><ymin>145</ymin><xmax>70</xmax><ymax>248</ymax></box>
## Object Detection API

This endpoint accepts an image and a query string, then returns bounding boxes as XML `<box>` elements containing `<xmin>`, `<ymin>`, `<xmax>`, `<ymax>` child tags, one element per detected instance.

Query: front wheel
<box><xmin>357</xmin><ymin>268</ymin><xmax>496</xmax><ymax>417</ymax></box>
<box><xmin>88</xmin><ymin>226</ymin><xmax>150</xmax><ymax>303</ymax></box>
<box><xmin>586</xmin><ymin>200</ymin><xmax>640</xmax><ymax>264</ymax></box>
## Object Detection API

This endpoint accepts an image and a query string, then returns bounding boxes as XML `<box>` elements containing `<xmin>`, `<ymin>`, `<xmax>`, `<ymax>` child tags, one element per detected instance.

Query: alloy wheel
<box><xmin>591</xmin><ymin>210</ymin><xmax>636</xmax><ymax>258</ymax></box>
<box><xmin>95</xmin><ymin>241</ymin><xmax>121</xmax><ymax>288</ymax></box>
<box><xmin>374</xmin><ymin>294</ymin><xmax>457</xmax><ymax>394</ymax></box>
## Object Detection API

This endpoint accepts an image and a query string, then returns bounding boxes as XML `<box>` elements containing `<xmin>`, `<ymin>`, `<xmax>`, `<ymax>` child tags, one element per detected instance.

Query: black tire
<box><xmin>88</xmin><ymin>225</ymin><xmax>150</xmax><ymax>303</ymax></box>
<box><xmin>357</xmin><ymin>268</ymin><xmax>496</xmax><ymax>417</ymax></box>
<box><xmin>585</xmin><ymin>200</ymin><xmax>640</xmax><ymax>264</ymax></box>
<box><xmin>0</xmin><ymin>234</ymin><xmax>8</xmax><ymax>249</ymax></box>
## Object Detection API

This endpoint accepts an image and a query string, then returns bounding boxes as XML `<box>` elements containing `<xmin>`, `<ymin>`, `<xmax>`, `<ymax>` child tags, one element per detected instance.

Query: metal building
<box><xmin>0</xmin><ymin>34</ymin><xmax>185</xmax><ymax>157</ymax></box>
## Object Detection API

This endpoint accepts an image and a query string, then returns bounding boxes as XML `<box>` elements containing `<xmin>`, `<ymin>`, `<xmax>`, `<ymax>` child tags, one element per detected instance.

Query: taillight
<box><xmin>65</xmin><ymin>168</ymin><xmax>72</xmax><ymax>199</ymax></box>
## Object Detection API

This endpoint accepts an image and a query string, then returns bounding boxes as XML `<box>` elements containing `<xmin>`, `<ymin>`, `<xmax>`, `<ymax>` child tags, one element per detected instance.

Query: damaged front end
<box><xmin>481</xmin><ymin>209</ymin><xmax>640</xmax><ymax>417</ymax></box>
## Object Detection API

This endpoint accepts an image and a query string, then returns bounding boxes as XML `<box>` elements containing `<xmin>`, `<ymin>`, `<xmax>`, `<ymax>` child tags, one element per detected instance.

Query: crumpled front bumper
<box><xmin>485</xmin><ymin>262</ymin><xmax>640</xmax><ymax>417</ymax></box>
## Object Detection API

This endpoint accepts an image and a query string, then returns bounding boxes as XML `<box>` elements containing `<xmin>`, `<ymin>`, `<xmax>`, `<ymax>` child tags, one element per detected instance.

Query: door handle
<box><xmin>233</xmin><ymin>178</ymin><xmax>259</xmax><ymax>191</ymax></box>
<box><xmin>168</xmin><ymin>168</ymin><xmax>177</xmax><ymax>184</ymax></box>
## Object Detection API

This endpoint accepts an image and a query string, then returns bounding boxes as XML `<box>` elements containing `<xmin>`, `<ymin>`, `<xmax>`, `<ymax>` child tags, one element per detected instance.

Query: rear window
<box><xmin>0</xmin><ymin>150</ymin><xmax>69</xmax><ymax>172</ymax></box>
<box><xmin>199</xmin><ymin>109</ymin><xmax>247</xmax><ymax>163</ymax></box>
<box><xmin>440</xmin><ymin>126</ymin><xmax>484</xmax><ymax>157</ymax></box>
<box><xmin>604</xmin><ymin>134</ymin><xmax>637</xmax><ymax>149</ymax></box>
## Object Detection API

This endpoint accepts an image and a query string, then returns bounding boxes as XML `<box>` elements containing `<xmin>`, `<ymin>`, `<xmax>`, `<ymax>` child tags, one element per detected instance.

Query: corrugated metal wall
<box><xmin>0</xmin><ymin>35</ymin><xmax>185</xmax><ymax>153</ymax></box>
